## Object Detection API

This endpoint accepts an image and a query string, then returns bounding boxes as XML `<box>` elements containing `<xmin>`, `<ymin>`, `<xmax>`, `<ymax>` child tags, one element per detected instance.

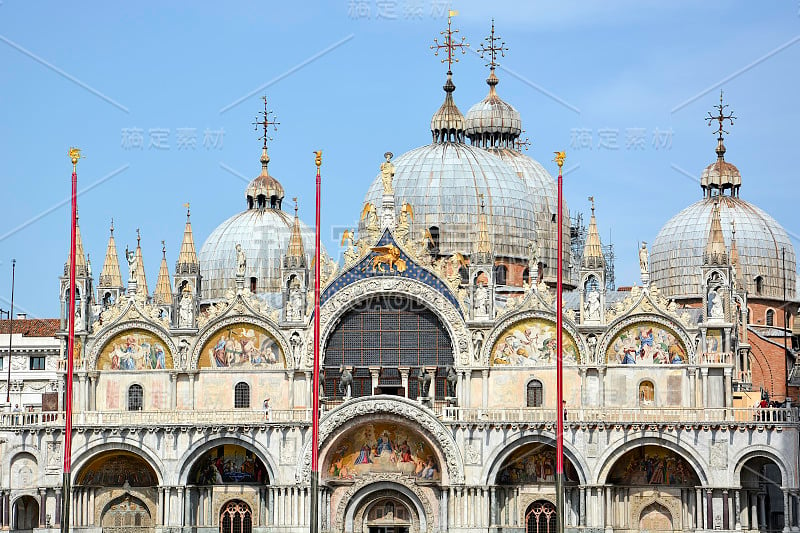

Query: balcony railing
<box><xmin>0</xmin><ymin>406</ymin><xmax>795</xmax><ymax>430</ymax></box>
<box><xmin>441</xmin><ymin>406</ymin><xmax>798</xmax><ymax>424</ymax></box>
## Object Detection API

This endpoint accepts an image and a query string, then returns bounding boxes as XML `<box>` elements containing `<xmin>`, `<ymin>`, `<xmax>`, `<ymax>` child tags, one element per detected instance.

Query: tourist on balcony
<box><xmin>263</xmin><ymin>397</ymin><xmax>271</xmax><ymax>422</ymax></box>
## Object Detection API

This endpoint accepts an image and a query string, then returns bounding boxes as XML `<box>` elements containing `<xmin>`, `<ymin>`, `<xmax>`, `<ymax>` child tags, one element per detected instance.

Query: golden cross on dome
<box><xmin>431</xmin><ymin>10</ymin><xmax>468</xmax><ymax>71</ymax></box>
<box><xmin>252</xmin><ymin>95</ymin><xmax>280</xmax><ymax>150</ymax></box>
<box><xmin>477</xmin><ymin>19</ymin><xmax>507</xmax><ymax>69</ymax></box>
<box><xmin>706</xmin><ymin>90</ymin><xmax>735</xmax><ymax>139</ymax></box>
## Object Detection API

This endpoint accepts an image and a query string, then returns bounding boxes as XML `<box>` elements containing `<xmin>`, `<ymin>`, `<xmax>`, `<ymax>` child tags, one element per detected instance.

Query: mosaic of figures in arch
<box><xmin>199</xmin><ymin>323</ymin><xmax>284</xmax><ymax>368</ymax></box>
<box><xmin>190</xmin><ymin>445</ymin><xmax>269</xmax><ymax>485</ymax></box>
<box><xmin>496</xmin><ymin>444</ymin><xmax>579</xmax><ymax>484</ymax></box>
<box><xmin>97</xmin><ymin>330</ymin><xmax>173</xmax><ymax>370</ymax></box>
<box><xmin>490</xmin><ymin>318</ymin><xmax>580</xmax><ymax>366</ymax></box>
<box><xmin>324</xmin><ymin>423</ymin><xmax>441</xmax><ymax>481</ymax></box>
<box><xmin>608</xmin><ymin>446</ymin><xmax>699</xmax><ymax>486</ymax></box>
<box><xmin>76</xmin><ymin>452</ymin><xmax>158</xmax><ymax>487</ymax></box>
<box><xmin>606</xmin><ymin>322</ymin><xmax>687</xmax><ymax>365</ymax></box>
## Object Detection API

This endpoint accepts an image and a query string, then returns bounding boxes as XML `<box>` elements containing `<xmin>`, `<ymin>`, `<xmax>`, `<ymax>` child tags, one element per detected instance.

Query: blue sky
<box><xmin>1</xmin><ymin>1</ymin><xmax>799</xmax><ymax>317</ymax></box>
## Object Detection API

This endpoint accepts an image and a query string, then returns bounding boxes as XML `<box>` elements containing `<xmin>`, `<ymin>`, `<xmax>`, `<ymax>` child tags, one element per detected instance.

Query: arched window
<box><xmin>638</xmin><ymin>381</ymin><xmax>655</xmax><ymax>405</ymax></box>
<box><xmin>220</xmin><ymin>500</ymin><xmax>252</xmax><ymax>533</ymax></box>
<box><xmin>249</xmin><ymin>277</ymin><xmax>257</xmax><ymax>293</ymax></box>
<box><xmin>494</xmin><ymin>265</ymin><xmax>508</xmax><ymax>286</ymax></box>
<box><xmin>766</xmin><ymin>309</ymin><xmax>775</xmax><ymax>327</ymax></box>
<box><xmin>755</xmin><ymin>276</ymin><xmax>764</xmax><ymax>295</ymax></box>
<box><xmin>127</xmin><ymin>384</ymin><xmax>143</xmax><ymax>411</ymax></box>
<box><xmin>525</xmin><ymin>500</ymin><xmax>556</xmax><ymax>533</ymax></box>
<box><xmin>522</xmin><ymin>268</ymin><xmax>530</xmax><ymax>285</ymax></box>
<box><xmin>234</xmin><ymin>382</ymin><xmax>250</xmax><ymax>409</ymax></box>
<box><xmin>526</xmin><ymin>380</ymin><xmax>543</xmax><ymax>407</ymax></box>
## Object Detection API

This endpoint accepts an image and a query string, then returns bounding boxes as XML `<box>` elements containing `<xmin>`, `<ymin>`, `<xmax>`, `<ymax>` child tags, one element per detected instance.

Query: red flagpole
<box><xmin>310</xmin><ymin>150</ymin><xmax>322</xmax><ymax>533</ymax></box>
<box><xmin>62</xmin><ymin>148</ymin><xmax>80</xmax><ymax>533</ymax></box>
<box><xmin>554</xmin><ymin>151</ymin><xmax>565</xmax><ymax>533</ymax></box>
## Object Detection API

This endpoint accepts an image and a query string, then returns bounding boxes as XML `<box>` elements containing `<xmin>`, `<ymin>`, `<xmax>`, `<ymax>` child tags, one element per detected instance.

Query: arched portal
<box><xmin>100</xmin><ymin>493</ymin><xmax>153</xmax><ymax>530</ymax></box>
<box><xmin>219</xmin><ymin>499</ymin><xmax>252</xmax><ymax>533</ymax></box>
<box><xmin>12</xmin><ymin>496</ymin><xmax>39</xmax><ymax>531</ymax></box>
<box><xmin>525</xmin><ymin>500</ymin><xmax>555</xmax><ymax>533</ymax></box>
<box><xmin>740</xmin><ymin>456</ymin><xmax>784</xmax><ymax>532</ymax></box>
<box><xmin>606</xmin><ymin>445</ymin><xmax>700</xmax><ymax>531</ymax></box>
<box><xmin>75</xmin><ymin>450</ymin><xmax>159</xmax><ymax>529</ymax></box>
<box><xmin>639</xmin><ymin>501</ymin><xmax>673</xmax><ymax>531</ymax></box>
<box><xmin>365</xmin><ymin>497</ymin><xmax>412</xmax><ymax>533</ymax></box>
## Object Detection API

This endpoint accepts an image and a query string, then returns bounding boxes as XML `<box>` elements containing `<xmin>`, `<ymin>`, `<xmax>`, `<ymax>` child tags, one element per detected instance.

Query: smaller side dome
<box><xmin>465</xmin><ymin>71</ymin><xmax>522</xmax><ymax>148</ymax></box>
<box><xmin>246</xmin><ymin>149</ymin><xmax>285</xmax><ymax>210</ymax></box>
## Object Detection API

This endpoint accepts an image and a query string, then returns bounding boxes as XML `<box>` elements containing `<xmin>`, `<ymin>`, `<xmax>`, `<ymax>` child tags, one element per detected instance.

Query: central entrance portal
<box><xmin>366</xmin><ymin>498</ymin><xmax>412</xmax><ymax>533</ymax></box>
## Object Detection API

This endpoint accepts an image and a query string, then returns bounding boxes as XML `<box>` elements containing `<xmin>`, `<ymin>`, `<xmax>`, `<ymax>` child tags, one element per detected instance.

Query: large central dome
<box><xmin>361</xmin><ymin>71</ymin><xmax>537</xmax><ymax>262</ymax></box>
<box><xmin>362</xmin><ymin>142</ymin><xmax>536</xmax><ymax>259</ymax></box>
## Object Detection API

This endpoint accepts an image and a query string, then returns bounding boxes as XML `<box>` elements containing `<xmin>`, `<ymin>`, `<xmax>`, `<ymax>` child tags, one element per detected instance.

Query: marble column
<box><xmin>54</xmin><ymin>488</ymin><xmax>62</xmax><ymax>525</ymax></box>
<box><xmin>758</xmin><ymin>493</ymin><xmax>766</xmax><ymax>531</ymax></box>
<box><xmin>1</xmin><ymin>490</ymin><xmax>7</xmax><ymax>528</ymax></box>
<box><xmin>724</xmin><ymin>368</ymin><xmax>733</xmax><ymax>409</ymax></box>
<box><xmin>734</xmin><ymin>489</ymin><xmax>742</xmax><ymax>530</ymax></box>
<box><xmin>723</xmin><ymin>490</ymin><xmax>730</xmax><ymax>530</ymax></box>
<box><xmin>783</xmin><ymin>490</ymin><xmax>791</xmax><ymax>532</ymax></box>
<box><xmin>696</xmin><ymin>488</ymin><xmax>703</xmax><ymax>529</ymax></box>
<box><xmin>688</xmin><ymin>367</ymin><xmax>697</xmax><ymax>408</ymax></box>
<box><xmin>88</xmin><ymin>373</ymin><xmax>97</xmax><ymax>410</ymax></box>
<box><xmin>706</xmin><ymin>489</ymin><xmax>713</xmax><ymax>531</ymax></box>
<box><xmin>39</xmin><ymin>488</ymin><xmax>47</xmax><ymax>526</ymax></box>
<box><xmin>701</xmin><ymin>368</ymin><xmax>709</xmax><ymax>407</ymax></box>
<box><xmin>490</xmin><ymin>487</ymin><xmax>497</xmax><ymax>526</ymax></box>
<box><xmin>599</xmin><ymin>368</ymin><xmax>607</xmax><ymax>406</ymax></box>
<box><xmin>751</xmin><ymin>491</ymin><xmax>759</xmax><ymax>530</ymax></box>
<box><xmin>463</xmin><ymin>370</ymin><xmax>471</xmax><ymax>407</ymax></box>
<box><xmin>580</xmin><ymin>486</ymin><xmax>586</xmax><ymax>527</ymax></box>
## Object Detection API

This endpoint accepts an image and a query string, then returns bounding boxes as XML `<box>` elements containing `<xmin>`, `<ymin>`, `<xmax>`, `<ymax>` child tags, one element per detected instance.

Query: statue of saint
<box><xmin>339</xmin><ymin>366</ymin><xmax>353</xmax><ymax>399</ymax></box>
<box><xmin>380</xmin><ymin>151</ymin><xmax>395</xmax><ymax>195</ymax></box>
<box><xmin>236</xmin><ymin>243</ymin><xmax>246</xmax><ymax>277</ymax></box>
<box><xmin>125</xmin><ymin>247</ymin><xmax>138</xmax><ymax>281</ymax></box>
<box><xmin>179</xmin><ymin>287</ymin><xmax>194</xmax><ymax>328</ymax></box>
<box><xmin>639</xmin><ymin>242</ymin><xmax>649</xmax><ymax>276</ymax></box>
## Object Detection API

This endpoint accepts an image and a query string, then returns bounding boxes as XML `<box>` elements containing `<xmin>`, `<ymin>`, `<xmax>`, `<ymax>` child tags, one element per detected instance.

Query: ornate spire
<box><xmin>285</xmin><ymin>197</ymin><xmax>306</xmax><ymax>267</ymax></box>
<box><xmin>701</xmin><ymin>91</ymin><xmax>741</xmax><ymax>197</ymax></box>
<box><xmin>153</xmin><ymin>240</ymin><xmax>173</xmax><ymax>305</ymax></box>
<box><xmin>477</xmin><ymin>19</ymin><xmax>508</xmax><ymax>93</ymax></box>
<box><xmin>247</xmin><ymin>96</ymin><xmax>284</xmax><ymax>209</ymax></box>
<box><xmin>430</xmin><ymin>12</ymin><xmax>468</xmax><ymax>143</ymax></box>
<box><xmin>65</xmin><ymin>210</ymin><xmax>89</xmax><ymax>277</ymax></box>
<box><xmin>704</xmin><ymin>199</ymin><xmax>728</xmax><ymax>265</ymax></box>
<box><xmin>176</xmin><ymin>203</ymin><xmax>199</xmax><ymax>274</ymax></box>
<box><xmin>729</xmin><ymin>220</ymin><xmax>742</xmax><ymax>289</ymax></box>
<box><xmin>474</xmin><ymin>194</ymin><xmax>492</xmax><ymax>260</ymax></box>
<box><xmin>581</xmin><ymin>197</ymin><xmax>605</xmax><ymax>269</ymax></box>
<box><xmin>99</xmin><ymin>219</ymin><xmax>123</xmax><ymax>288</ymax></box>
<box><xmin>135</xmin><ymin>228</ymin><xmax>149</xmax><ymax>296</ymax></box>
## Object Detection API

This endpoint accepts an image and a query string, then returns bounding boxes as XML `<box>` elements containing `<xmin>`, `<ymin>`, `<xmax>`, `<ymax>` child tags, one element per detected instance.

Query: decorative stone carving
<box><xmin>297</xmin><ymin>396</ymin><xmax>465</xmax><ymax>484</ymax></box>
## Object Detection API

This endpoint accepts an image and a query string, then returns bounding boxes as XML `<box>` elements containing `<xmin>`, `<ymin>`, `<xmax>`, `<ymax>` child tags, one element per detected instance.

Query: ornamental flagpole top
<box><xmin>69</xmin><ymin>147</ymin><xmax>82</xmax><ymax>169</ymax></box>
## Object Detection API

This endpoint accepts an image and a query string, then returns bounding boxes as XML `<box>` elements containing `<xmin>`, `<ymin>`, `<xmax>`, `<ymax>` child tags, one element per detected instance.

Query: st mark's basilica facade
<box><xmin>1</xmin><ymin>21</ymin><xmax>799</xmax><ymax>533</ymax></box>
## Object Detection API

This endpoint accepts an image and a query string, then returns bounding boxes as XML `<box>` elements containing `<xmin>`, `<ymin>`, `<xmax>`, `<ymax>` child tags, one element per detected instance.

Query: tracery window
<box><xmin>220</xmin><ymin>500</ymin><xmax>252</xmax><ymax>533</ymax></box>
<box><xmin>525</xmin><ymin>500</ymin><xmax>556</xmax><ymax>533</ymax></box>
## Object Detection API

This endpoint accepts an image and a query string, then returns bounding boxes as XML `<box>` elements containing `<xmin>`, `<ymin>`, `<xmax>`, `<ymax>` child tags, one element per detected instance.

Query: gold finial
<box><xmin>253</xmin><ymin>95</ymin><xmax>280</xmax><ymax>151</ymax></box>
<box><xmin>588</xmin><ymin>196</ymin><xmax>595</xmax><ymax>215</ymax></box>
<box><xmin>161</xmin><ymin>240</ymin><xmax>166</xmax><ymax>258</ymax></box>
<box><xmin>477</xmin><ymin>19</ymin><xmax>507</xmax><ymax>71</ymax></box>
<box><xmin>293</xmin><ymin>197</ymin><xmax>298</xmax><ymax>216</ymax></box>
<box><xmin>314</xmin><ymin>150</ymin><xmax>322</xmax><ymax>168</ymax></box>
<box><xmin>553</xmin><ymin>151</ymin><xmax>566</xmax><ymax>169</ymax></box>
<box><xmin>69</xmin><ymin>147</ymin><xmax>83</xmax><ymax>171</ymax></box>
<box><xmin>478</xmin><ymin>192</ymin><xmax>486</xmax><ymax>211</ymax></box>
<box><xmin>136</xmin><ymin>228</ymin><xmax>141</xmax><ymax>246</ymax></box>
<box><xmin>183</xmin><ymin>202</ymin><xmax>191</xmax><ymax>218</ymax></box>
<box><xmin>431</xmin><ymin>10</ymin><xmax>469</xmax><ymax>72</ymax></box>
<box><xmin>110</xmin><ymin>218</ymin><xmax>114</xmax><ymax>236</ymax></box>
